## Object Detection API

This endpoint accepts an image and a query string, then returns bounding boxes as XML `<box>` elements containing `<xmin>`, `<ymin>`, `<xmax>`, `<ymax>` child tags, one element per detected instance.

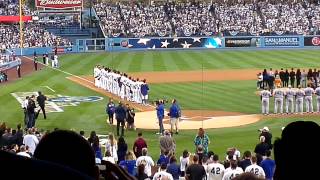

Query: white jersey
<box><xmin>273</xmin><ymin>88</ymin><xmax>284</xmax><ymax>99</ymax></box>
<box><xmin>260</xmin><ymin>90</ymin><xmax>271</xmax><ymax>99</ymax></box>
<box><xmin>153</xmin><ymin>171</ymin><xmax>173</xmax><ymax>180</ymax></box>
<box><xmin>136</xmin><ymin>155</ymin><xmax>155</xmax><ymax>177</ymax></box>
<box><xmin>315</xmin><ymin>87</ymin><xmax>320</xmax><ymax>96</ymax></box>
<box><xmin>304</xmin><ymin>87</ymin><xmax>314</xmax><ymax>96</ymax></box>
<box><xmin>207</xmin><ymin>162</ymin><xmax>225</xmax><ymax>180</ymax></box>
<box><xmin>286</xmin><ymin>88</ymin><xmax>295</xmax><ymax>99</ymax></box>
<box><xmin>296</xmin><ymin>89</ymin><xmax>305</xmax><ymax>98</ymax></box>
<box><xmin>245</xmin><ymin>164</ymin><xmax>265</xmax><ymax>178</ymax></box>
<box><xmin>222</xmin><ymin>168</ymin><xmax>243</xmax><ymax>180</ymax></box>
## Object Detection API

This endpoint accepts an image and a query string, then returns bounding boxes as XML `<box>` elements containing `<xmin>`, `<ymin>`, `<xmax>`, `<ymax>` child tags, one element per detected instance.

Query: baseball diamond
<box><xmin>1</xmin><ymin>1</ymin><xmax>320</xmax><ymax>179</ymax></box>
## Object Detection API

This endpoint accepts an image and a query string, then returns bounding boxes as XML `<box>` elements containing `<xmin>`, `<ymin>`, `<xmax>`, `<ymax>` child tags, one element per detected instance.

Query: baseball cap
<box><xmin>260</xmin><ymin>126</ymin><xmax>269</xmax><ymax>132</ymax></box>
<box><xmin>288</xmin><ymin>85</ymin><xmax>292</xmax><ymax>88</ymax></box>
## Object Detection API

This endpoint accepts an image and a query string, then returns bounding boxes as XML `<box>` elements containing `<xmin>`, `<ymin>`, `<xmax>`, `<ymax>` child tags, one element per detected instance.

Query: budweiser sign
<box><xmin>36</xmin><ymin>0</ymin><xmax>82</xmax><ymax>9</ymax></box>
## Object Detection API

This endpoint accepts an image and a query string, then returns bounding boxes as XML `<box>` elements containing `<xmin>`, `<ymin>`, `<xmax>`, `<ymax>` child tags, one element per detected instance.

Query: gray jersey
<box><xmin>274</xmin><ymin>89</ymin><xmax>284</xmax><ymax>99</ymax></box>
<box><xmin>316</xmin><ymin>87</ymin><xmax>320</xmax><ymax>96</ymax></box>
<box><xmin>286</xmin><ymin>89</ymin><xmax>295</xmax><ymax>99</ymax></box>
<box><xmin>296</xmin><ymin>90</ymin><xmax>305</xmax><ymax>98</ymax></box>
<box><xmin>261</xmin><ymin>90</ymin><xmax>271</xmax><ymax>98</ymax></box>
<box><xmin>304</xmin><ymin>87</ymin><xmax>314</xmax><ymax>96</ymax></box>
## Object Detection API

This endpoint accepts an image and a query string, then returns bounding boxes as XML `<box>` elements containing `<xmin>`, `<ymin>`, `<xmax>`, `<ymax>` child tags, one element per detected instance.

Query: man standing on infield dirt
<box><xmin>169</xmin><ymin>99</ymin><xmax>181</xmax><ymax>135</ymax></box>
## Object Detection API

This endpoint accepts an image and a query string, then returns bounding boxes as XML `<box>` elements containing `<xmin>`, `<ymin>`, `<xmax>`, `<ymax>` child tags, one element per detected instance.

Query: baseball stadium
<box><xmin>1</xmin><ymin>0</ymin><xmax>320</xmax><ymax>179</ymax></box>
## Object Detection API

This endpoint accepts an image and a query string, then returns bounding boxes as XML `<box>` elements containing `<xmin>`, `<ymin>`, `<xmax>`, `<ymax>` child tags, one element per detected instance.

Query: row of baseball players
<box><xmin>93</xmin><ymin>65</ymin><xmax>149</xmax><ymax>105</ymax></box>
<box><xmin>260</xmin><ymin>84</ymin><xmax>320</xmax><ymax>115</ymax></box>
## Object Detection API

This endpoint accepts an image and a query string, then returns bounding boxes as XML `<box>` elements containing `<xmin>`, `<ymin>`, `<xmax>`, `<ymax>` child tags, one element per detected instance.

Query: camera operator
<box><xmin>156</xmin><ymin>99</ymin><xmax>165</xmax><ymax>135</ymax></box>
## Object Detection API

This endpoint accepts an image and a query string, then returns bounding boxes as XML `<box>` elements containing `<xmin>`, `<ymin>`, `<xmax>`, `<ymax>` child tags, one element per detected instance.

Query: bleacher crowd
<box><xmin>95</xmin><ymin>0</ymin><xmax>320</xmax><ymax>37</ymax></box>
<box><xmin>1</xmin><ymin>121</ymin><xmax>319</xmax><ymax>180</ymax></box>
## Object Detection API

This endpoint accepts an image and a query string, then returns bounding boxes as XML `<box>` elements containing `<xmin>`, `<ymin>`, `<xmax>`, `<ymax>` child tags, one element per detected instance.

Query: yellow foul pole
<box><xmin>19</xmin><ymin>0</ymin><xmax>24</xmax><ymax>48</ymax></box>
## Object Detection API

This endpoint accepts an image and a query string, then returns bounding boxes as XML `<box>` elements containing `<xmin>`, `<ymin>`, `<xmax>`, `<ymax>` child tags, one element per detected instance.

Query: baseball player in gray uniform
<box><xmin>273</xmin><ymin>85</ymin><xmax>284</xmax><ymax>114</ymax></box>
<box><xmin>260</xmin><ymin>88</ymin><xmax>272</xmax><ymax>115</ymax></box>
<box><xmin>285</xmin><ymin>85</ymin><xmax>295</xmax><ymax>114</ymax></box>
<box><xmin>295</xmin><ymin>86</ymin><xmax>305</xmax><ymax>114</ymax></box>
<box><xmin>315</xmin><ymin>84</ymin><xmax>320</xmax><ymax>113</ymax></box>
<box><xmin>304</xmin><ymin>84</ymin><xmax>315</xmax><ymax>113</ymax></box>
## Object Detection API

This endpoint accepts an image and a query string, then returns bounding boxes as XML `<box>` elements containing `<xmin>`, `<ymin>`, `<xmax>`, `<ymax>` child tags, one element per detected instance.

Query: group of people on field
<box><xmin>257</xmin><ymin>68</ymin><xmax>320</xmax><ymax>91</ymax></box>
<box><xmin>94</xmin><ymin>65</ymin><xmax>150</xmax><ymax>105</ymax></box>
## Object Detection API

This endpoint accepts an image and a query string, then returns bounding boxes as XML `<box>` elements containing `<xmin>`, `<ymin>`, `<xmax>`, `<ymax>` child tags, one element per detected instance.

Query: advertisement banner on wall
<box><xmin>264</xmin><ymin>37</ymin><xmax>300</xmax><ymax>47</ymax></box>
<box><xmin>304</xmin><ymin>36</ymin><xmax>320</xmax><ymax>46</ymax></box>
<box><xmin>36</xmin><ymin>0</ymin><xmax>83</xmax><ymax>9</ymax></box>
<box><xmin>225</xmin><ymin>37</ymin><xmax>258</xmax><ymax>47</ymax></box>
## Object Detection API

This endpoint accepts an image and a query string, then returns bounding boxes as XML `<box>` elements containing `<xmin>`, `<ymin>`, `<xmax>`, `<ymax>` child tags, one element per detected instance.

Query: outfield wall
<box><xmin>11</xmin><ymin>35</ymin><xmax>320</xmax><ymax>55</ymax></box>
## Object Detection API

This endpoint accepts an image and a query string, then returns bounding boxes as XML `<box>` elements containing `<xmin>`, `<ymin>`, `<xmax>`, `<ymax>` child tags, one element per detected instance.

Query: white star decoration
<box><xmin>161</xmin><ymin>40</ymin><xmax>170</xmax><ymax>48</ymax></box>
<box><xmin>137</xmin><ymin>38</ymin><xmax>151</xmax><ymax>45</ymax></box>
<box><xmin>128</xmin><ymin>44</ymin><xmax>133</xmax><ymax>48</ymax></box>
<box><xmin>193</xmin><ymin>37</ymin><xmax>201</xmax><ymax>43</ymax></box>
<box><xmin>173</xmin><ymin>37</ymin><xmax>179</xmax><ymax>42</ymax></box>
<box><xmin>181</xmin><ymin>41</ymin><xmax>192</xmax><ymax>48</ymax></box>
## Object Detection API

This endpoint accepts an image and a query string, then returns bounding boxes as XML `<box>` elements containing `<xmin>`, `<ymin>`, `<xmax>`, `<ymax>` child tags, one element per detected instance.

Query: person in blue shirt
<box><xmin>157</xmin><ymin>151</ymin><xmax>170</xmax><ymax>166</ymax></box>
<box><xmin>260</xmin><ymin>150</ymin><xmax>275</xmax><ymax>180</ymax></box>
<box><xmin>119</xmin><ymin>151</ymin><xmax>137</xmax><ymax>176</ymax></box>
<box><xmin>156</xmin><ymin>100</ymin><xmax>165</xmax><ymax>135</ymax></box>
<box><xmin>166</xmin><ymin>156</ymin><xmax>180</xmax><ymax>180</ymax></box>
<box><xmin>140</xmin><ymin>79</ymin><xmax>149</xmax><ymax>105</ymax></box>
<box><xmin>169</xmin><ymin>99</ymin><xmax>181</xmax><ymax>134</ymax></box>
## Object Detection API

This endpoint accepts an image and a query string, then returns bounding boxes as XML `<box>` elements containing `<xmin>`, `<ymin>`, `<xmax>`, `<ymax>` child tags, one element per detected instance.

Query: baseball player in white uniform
<box><xmin>245</xmin><ymin>156</ymin><xmax>265</xmax><ymax>179</ymax></box>
<box><xmin>285</xmin><ymin>85</ymin><xmax>295</xmax><ymax>114</ymax></box>
<box><xmin>260</xmin><ymin>88</ymin><xmax>272</xmax><ymax>115</ymax></box>
<box><xmin>223</xmin><ymin>160</ymin><xmax>243</xmax><ymax>180</ymax></box>
<box><xmin>273</xmin><ymin>85</ymin><xmax>284</xmax><ymax>114</ymax></box>
<box><xmin>295</xmin><ymin>86</ymin><xmax>305</xmax><ymax>114</ymax></box>
<box><xmin>206</xmin><ymin>155</ymin><xmax>225</xmax><ymax>180</ymax></box>
<box><xmin>304</xmin><ymin>84</ymin><xmax>314</xmax><ymax>113</ymax></box>
<box><xmin>315</xmin><ymin>84</ymin><xmax>320</xmax><ymax>113</ymax></box>
<box><xmin>93</xmin><ymin>65</ymin><xmax>101</xmax><ymax>88</ymax></box>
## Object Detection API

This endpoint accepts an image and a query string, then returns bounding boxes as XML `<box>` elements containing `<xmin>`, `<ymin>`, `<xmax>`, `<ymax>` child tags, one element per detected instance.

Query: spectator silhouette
<box><xmin>273</xmin><ymin>121</ymin><xmax>320</xmax><ymax>180</ymax></box>
<box><xmin>33</xmin><ymin>130</ymin><xmax>99</xmax><ymax>179</ymax></box>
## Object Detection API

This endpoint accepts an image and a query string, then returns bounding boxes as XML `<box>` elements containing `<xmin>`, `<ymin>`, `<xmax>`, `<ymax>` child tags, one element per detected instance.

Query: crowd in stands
<box><xmin>0</xmin><ymin>0</ymin><xmax>36</xmax><ymax>16</ymax></box>
<box><xmin>95</xmin><ymin>0</ymin><xmax>320</xmax><ymax>37</ymax></box>
<box><xmin>0</xmin><ymin>24</ymin><xmax>72</xmax><ymax>49</ymax></box>
<box><xmin>1</xmin><ymin>120</ymin><xmax>319</xmax><ymax>179</ymax></box>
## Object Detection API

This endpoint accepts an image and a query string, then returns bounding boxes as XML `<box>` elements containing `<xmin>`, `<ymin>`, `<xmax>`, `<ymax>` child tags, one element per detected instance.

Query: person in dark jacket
<box><xmin>296</xmin><ymin>69</ymin><xmax>301</xmax><ymax>87</ymax></box>
<box><xmin>115</xmin><ymin>102</ymin><xmax>127</xmax><ymax>137</ymax></box>
<box><xmin>37</xmin><ymin>91</ymin><xmax>47</xmax><ymax>119</ymax></box>
<box><xmin>289</xmin><ymin>68</ymin><xmax>296</xmax><ymax>87</ymax></box>
<box><xmin>27</xmin><ymin>95</ymin><xmax>37</xmax><ymax>128</ymax></box>
<box><xmin>279</xmin><ymin>68</ymin><xmax>285</xmax><ymax>87</ymax></box>
<box><xmin>106</xmin><ymin>98</ymin><xmax>115</xmax><ymax>124</ymax></box>
<box><xmin>283</xmin><ymin>69</ymin><xmax>289</xmax><ymax>87</ymax></box>
<box><xmin>126</xmin><ymin>104</ymin><xmax>135</xmax><ymax>130</ymax></box>
<box><xmin>254</xmin><ymin>136</ymin><xmax>269</xmax><ymax>157</ymax></box>
<box><xmin>259</xmin><ymin>127</ymin><xmax>273</xmax><ymax>150</ymax></box>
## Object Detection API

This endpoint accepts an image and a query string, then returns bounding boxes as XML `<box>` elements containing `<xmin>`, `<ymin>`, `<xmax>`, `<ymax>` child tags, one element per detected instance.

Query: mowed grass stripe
<box><xmin>161</xmin><ymin>52</ymin><xmax>179</xmax><ymax>71</ymax></box>
<box><xmin>140</xmin><ymin>51</ymin><xmax>154</xmax><ymax>72</ymax></box>
<box><xmin>169</xmin><ymin>51</ymin><xmax>193</xmax><ymax>71</ymax></box>
<box><xmin>126</xmin><ymin>52</ymin><xmax>144</xmax><ymax>72</ymax></box>
<box><xmin>187</xmin><ymin>51</ymin><xmax>212</xmax><ymax>70</ymax></box>
<box><xmin>152</xmin><ymin>52</ymin><xmax>167</xmax><ymax>71</ymax></box>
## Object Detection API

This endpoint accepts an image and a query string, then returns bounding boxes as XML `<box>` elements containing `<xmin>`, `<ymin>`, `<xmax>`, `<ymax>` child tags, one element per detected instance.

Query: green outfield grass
<box><xmin>1</xmin><ymin>49</ymin><xmax>320</xmax><ymax>160</ymax></box>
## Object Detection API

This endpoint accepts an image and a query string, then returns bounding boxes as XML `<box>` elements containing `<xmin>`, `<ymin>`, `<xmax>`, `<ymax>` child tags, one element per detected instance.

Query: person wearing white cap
<box><xmin>315</xmin><ymin>84</ymin><xmax>320</xmax><ymax>112</ymax></box>
<box><xmin>295</xmin><ymin>85</ymin><xmax>305</xmax><ymax>114</ymax></box>
<box><xmin>259</xmin><ymin>127</ymin><xmax>272</xmax><ymax>150</ymax></box>
<box><xmin>304</xmin><ymin>84</ymin><xmax>314</xmax><ymax>113</ymax></box>
<box><xmin>285</xmin><ymin>85</ymin><xmax>295</xmax><ymax>114</ymax></box>
<box><xmin>260</xmin><ymin>88</ymin><xmax>272</xmax><ymax>115</ymax></box>
<box><xmin>273</xmin><ymin>85</ymin><xmax>284</xmax><ymax>114</ymax></box>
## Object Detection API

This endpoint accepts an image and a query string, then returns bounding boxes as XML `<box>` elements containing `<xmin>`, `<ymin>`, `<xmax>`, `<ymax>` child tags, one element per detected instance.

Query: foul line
<box><xmin>23</xmin><ymin>56</ymin><xmax>93</xmax><ymax>84</ymax></box>
<box><xmin>42</xmin><ymin>86</ymin><xmax>56</xmax><ymax>92</ymax></box>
